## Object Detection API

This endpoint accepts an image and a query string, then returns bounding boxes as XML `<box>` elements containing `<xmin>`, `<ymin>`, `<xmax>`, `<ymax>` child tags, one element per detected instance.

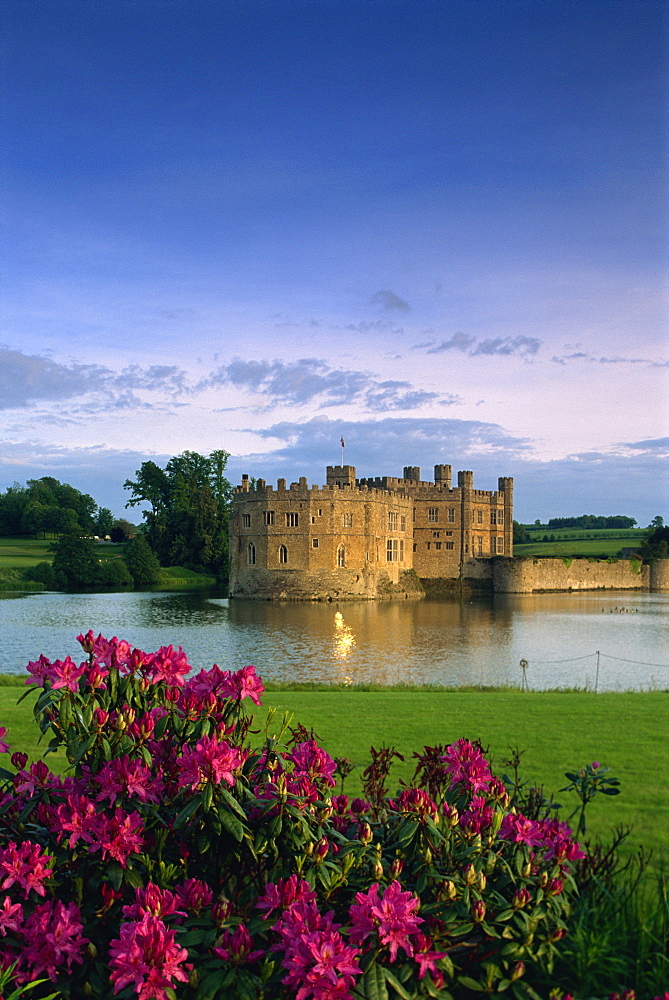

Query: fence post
<box><xmin>594</xmin><ymin>650</ymin><xmax>600</xmax><ymax>695</ymax></box>
<box><xmin>520</xmin><ymin>658</ymin><xmax>528</xmax><ymax>692</ymax></box>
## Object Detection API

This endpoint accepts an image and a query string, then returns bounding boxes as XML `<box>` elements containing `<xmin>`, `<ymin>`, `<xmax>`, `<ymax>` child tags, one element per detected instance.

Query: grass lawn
<box><xmin>1</xmin><ymin>681</ymin><xmax>666</xmax><ymax>864</ymax></box>
<box><xmin>516</xmin><ymin>527</ymin><xmax>645</xmax><ymax>559</ymax></box>
<box><xmin>0</xmin><ymin>537</ymin><xmax>54</xmax><ymax>567</ymax></box>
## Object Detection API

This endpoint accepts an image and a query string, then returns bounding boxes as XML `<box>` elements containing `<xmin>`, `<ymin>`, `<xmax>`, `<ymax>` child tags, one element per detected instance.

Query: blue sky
<box><xmin>1</xmin><ymin>0</ymin><xmax>667</xmax><ymax>524</ymax></box>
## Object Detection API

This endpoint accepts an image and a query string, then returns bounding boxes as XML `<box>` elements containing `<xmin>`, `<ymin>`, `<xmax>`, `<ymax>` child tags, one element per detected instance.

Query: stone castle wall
<box><xmin>493</xmin><ymin>557</ymin><xmax>652</xmax><ymax>593</ymax></box>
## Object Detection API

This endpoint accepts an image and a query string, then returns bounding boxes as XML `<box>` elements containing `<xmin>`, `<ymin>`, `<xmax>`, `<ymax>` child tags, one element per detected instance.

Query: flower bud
<box><xmin>463</xmin><ymin>864</ymin><xmax>477</xmax><ymax>885</ymax></box>
<box><xmin>471</xmin><ymin>899</ymin><xmax>486</xmax><ymax>923</ymax></box>
<box><xmin>212</xmin><ymin>898</ymin><xmax>233</xmax><ymax>925</ymax></box>
<box><xmin>314</xmin><ymin>837</ymin><xmax>329</xmax><ymax>863</ymax></box>
<box><xmin>439</xmin><ymin>879</ymin><xmax>457</xmax><ymax>901</ymax></box>
<box><xmin>539</xmin><ymin>870</ymin><xmax>549</xmax><ymax>888</ymax></box>
<box><xmin>476</xmin><ymin>871</ymin><xmax>486</xmax><ymax>891</ymax></box>
<box><xmin>510</xmin><ymin>961</ymin><xmax>525</xmax><ymax>982</ymax></box>
<box><xmin>373</xmin><ymin>859</ymin><xmax>384</xmax><ymax>879</ymax></box>
<box><xmin>548</xmin><ymin>878</ymin><xmax>564</xmax><ymax>896</ymax></box>
<box><xmin>522</xmin><ymin>861</ymin><xmax>532</xmax><ymax>878</ymax></box>
<box><xmin>443</xmin><ymin>803</ymin><xmax>459</xmax><ymax>827</ymax></box>
<box><xmin>551</xmin><ymin>927</ymin><xmax>567</xmax><ymax>941</ymax></box>
<box><xmin>424</xmin><ymin>847</ymin><xmax>432</xmax><ymax>865</ymax></box>
<box><xmin>389</xmin><ymin>858</ymin><xmax>404</xmax><ymax>879</ymax></box>
<box><xmin>11</xmin><ymin>752</ymin><xmax>28</xmax><ymax>770</ymax></box>
<box><xmin>86</xmin><ymin>942</ymin><xmax>98</xmax><ymax>960</ymax></box>
<box><xmin>93</xmin><ymin>708</ymin><xmax>109</xmax><ymax>729</ymax></box>
<box><xmin>513</xmin><ymin>887</ymin><xmax>531</xmax><ymax>909</ymax></box>
<box><xmin>358</xmin><ymin>822</ymin><xmax>373</xmax><ymax>845</ymax></box>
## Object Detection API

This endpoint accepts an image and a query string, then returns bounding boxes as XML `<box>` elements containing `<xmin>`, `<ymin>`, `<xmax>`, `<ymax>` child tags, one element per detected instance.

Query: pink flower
<box><xmin>122</xmin><ymin>883</ymin><xmax>186</xmax><ymax>921</ymax></box>
<box><xmin>25</xmin><ymin>654</ymin><xmax>52</xmax><ymax>686</ymax></box>
<box><xmin>0</xmin><ymin>896</ymin><xmax>23</xmax><ymax>936</ymax></box>
<box><xmin>412</xmin><ymin>932</ymin><xmax>448</xmax><ymax>981</ymax></box>
<box><xmin>212</xmin><ymin>924</ymin><xmax>264</xmax><ymax>964</ymax></box>
<box><xmin>109</xmin><ymin>914</ymin><xmax>189</xmax><ymax>999</ymax></box>
<box><xmin>349</xmin><ymin>881</ymin><xmax>423</xmax><ymax>961</ymax></box>
<box><xmin>54</xmin><ymin>793</ymin><xmax>98</xmax><ymax>847</ymax></box>
<box><xmin>93</xmin><ymin>756</ymin><xmax>164</xmax><ymax>805</ymax></box>
<box><xmin>49</xmin><ymin>656</ymin><xmax>86</xmax><ymax>692</ymax></box>
<box><xmin>0</xmin><ymin>728</ymin><xmax>9</xmax><ymax>754</ymax></box>
<box><xmin>288</xmin><ymin>741</ymin><xmax>337</xmax><ymax>787</ymax></box>
<box><xmin>441</xmin><ymin>739</ymin><xmax>492</xmax><ymax>794</ymax></box>
<box><xmin>18</xmin><ymin>899</ymin><xmax>87</xmax><ymax>983</ymax></box>
<box><xmin>257</xmin><ymin>876</ymin><xmax>316</xmax><ymax>918</ymax></box>
<box><xmin>86</xmin><ymin>808</ymin><xmax>145</xmax><ymax>867</ymax></box>
<box><xmin>177</xmin><ymin>734</ymin><xmax>243</xmax><ymax>789</ymax></box>
<box><xmin>145</xmin><ymin>645</ymin><xmax>191</xmax><ymax>687</ymax></box>
<box><xmin>271</xmin><ymin>900</ymin><xmax>361</xmax><ymax>1000</ymax></box>
<box><xmin>13</xmin><ymin>759</ymin><xmax>53</xmax><ymax>796</ymax></box>
<box><xmin>0</xmin><ymin>840</ymin><xmax>53</xmax><ymax>898</ymax></box>
<box><xmin>175</xmin><ymin>878</ymin><xmax>214</xmax><ymax>913</ymax></box>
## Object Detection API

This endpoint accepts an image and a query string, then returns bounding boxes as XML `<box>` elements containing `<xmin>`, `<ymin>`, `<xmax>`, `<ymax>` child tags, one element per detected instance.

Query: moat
<box><xmin>1</xmin><ymin>589</ymin><xmax>667</xmax><ymax>691</ymax></box>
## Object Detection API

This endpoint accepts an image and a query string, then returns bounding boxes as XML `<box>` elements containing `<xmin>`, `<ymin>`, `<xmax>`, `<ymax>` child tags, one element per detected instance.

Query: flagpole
<box><xmin>340</xmin><ymin>436</ymin><xmax>345</xmax><ymax>466</ymax></box>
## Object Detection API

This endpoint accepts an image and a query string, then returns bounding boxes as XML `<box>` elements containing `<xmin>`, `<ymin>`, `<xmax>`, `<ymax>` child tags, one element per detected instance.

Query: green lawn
<box><xmin>516</xmin><ymin>527</ymin><xmax>645</xmax><ymax>559</ymax></box>
<box><xmin>1</xmin><ymin>682</ymin><xmax>666</xmax><ymax>864</ymax></box>
<box><xmin>0</xmin><ymin>536</ymin><xmax>54</xmax><ymax>567</ymax></box>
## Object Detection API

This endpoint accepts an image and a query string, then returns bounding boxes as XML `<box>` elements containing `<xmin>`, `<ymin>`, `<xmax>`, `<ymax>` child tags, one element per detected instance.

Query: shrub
<box><xmin>0</xmin><ymin>634</ymin><xmax>591</xmax><ymax>999</ymax></box>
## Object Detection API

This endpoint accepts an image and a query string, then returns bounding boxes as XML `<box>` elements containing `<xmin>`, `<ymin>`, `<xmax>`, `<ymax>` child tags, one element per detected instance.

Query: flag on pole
<box><xmin>340</xmin><ymin>436</ymin><xmax>345</xmax><ymax>448</ymax></box>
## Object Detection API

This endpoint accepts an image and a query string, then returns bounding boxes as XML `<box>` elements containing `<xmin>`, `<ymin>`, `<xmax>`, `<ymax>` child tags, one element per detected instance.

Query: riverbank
<box><xmin>1</xmin><ymin>681</ymin><xmax>666</xmax><ymax>863</ymax></box>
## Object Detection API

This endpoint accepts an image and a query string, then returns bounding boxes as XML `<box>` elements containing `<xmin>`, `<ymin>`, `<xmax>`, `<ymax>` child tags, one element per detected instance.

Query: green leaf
<box><xmin>355</xmin><ymin>962</ymin><xmax>389</xmax><ymax>1000</ymax></box>
<box><xmin>201</xmin><ymin>782</ymin><xmax>213</xmax><ymax>812</ymax></box>
<box><xmin>219</xmin><ymin>807</ymin><xmax>245</xmax><ymax>842</ymax></box>
<box><xmin>396</xmin><ymin>818</ymin><xmax>419</xmax><ymax>847</ymax></box>
<box><xmin>383</xmin><ymin>966</ymin><xmax>412</xmax><ymax>999</ymax></box>
<box><xmin>173</xmin><ymin>796</ymin><xmax>201</xmax><ymax>830</ymax></box>
<box><xmin>124</xmin><ymin>867</ymin><xmax>144</xmax><ymax>889</ymax></box>
<box><xmin>457</xmin><ymin>976</ymin><xmax>485</xmax><ymax>991</ymax></box>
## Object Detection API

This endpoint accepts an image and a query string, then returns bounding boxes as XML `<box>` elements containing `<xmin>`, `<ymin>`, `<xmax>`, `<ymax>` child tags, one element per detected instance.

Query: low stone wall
<box><xmin>493</xmin><ymin>557</ymin><xmax>654</xmax><ymax>594</ymax></box>
<box><xmin>229</xmin><ymin>566</ymin><xmax>425</xmax><ymax>601</ymax></box>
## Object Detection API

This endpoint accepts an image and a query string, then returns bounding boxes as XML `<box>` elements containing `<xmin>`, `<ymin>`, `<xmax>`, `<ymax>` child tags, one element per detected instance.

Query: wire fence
<box><xmin>518</xmin><ymin>651</ymin><xmax>669</xmax><ymax>693</ymax></box>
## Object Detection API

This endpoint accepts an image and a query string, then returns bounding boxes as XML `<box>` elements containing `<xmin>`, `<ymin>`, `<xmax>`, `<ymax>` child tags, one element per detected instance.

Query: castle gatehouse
<box><xmin>228</xmin><ymin>464</ymin><xmax>513</xmax><ymax>600</ymax></box>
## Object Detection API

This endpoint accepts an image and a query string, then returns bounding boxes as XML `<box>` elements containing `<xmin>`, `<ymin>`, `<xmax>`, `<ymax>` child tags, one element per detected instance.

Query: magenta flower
<box><xmin>0</xmin><ymin>895</ymin><xmax>23</xmax><ymax>936</ymax></box>
<box><xmin>25</xmin><ymin>654</ymin><xmax>53</xmax><ymax>686</ymax></box>
<box><xmin>257</xmin><ymin>875</ymin><xmax>316</xmax><ymax>918</ymax></box>
<box><xmin>145</xmin><ymin>644</ymin><xmax>191</xmax><ymax>687</ymax></box>
<box><xmin>0</xmin><ymin>727</ymin><xmax>9</xmax><ymax>754</ymax></box>
<box><xmin>412</xmin><ymin>932</ymin><xmax>448</xmax><ymax>981</ymax></box>
<box><xmin>93</xmin><ymin>756</ymin><xmax>164</xmax><ymax>805</ymax></box>
<box><xmin>0</xmin><ymin>840</ymin><xmax>53</xmax><ymax>899</ymax></box>
<box><xmin>122</xmin><ymin>883</ymin><xmax>186</xmax><ymax>921</ymax></box>
<box><xmin>212</xmin><ymin>924</ymin><xmax>264</xmax><ymax>964</ymax></box>
<box><xmin>109</xmin><ymin>914</ymin><xmax>189</xmax><ymax>999</ymax></box>
<box><xmin>177</xmin><ymin>734</ymin><xmax>243</xmax><ymax>789</ymax></box>
<box><xmin>441</xmin><ymin>739</ymin><xmax>492</xmax><ymax>794</ymax></box>
<box><xmin>54</xmin><ymin>793</ymin><xmax>98</xmax><ymax>848</ymax></box>
<box><xmin>349</xmin><ymin>881</ymin><xmax>423</xmax><ymax>961</ymax></box>
<box><xmin>288</xmin><ymin>741</ymin><xmax>337</xmax><ymax>788</ymax></box>
<box><xmin>175</xmin><ymin>878</ymin><xmax>214</xmax><ymax>913</ymax></box>
<box><xmin>49</xmin><ymin>656</ymin><xmax>87</xmax><ymax>692</ymax></box>
<box><xmin>86</xmin><ymin>807</ymin><xmax>145</xmax><ymax>867</ymax></box>
<box><xmin>18</xmin><ymin>899</ymin><xmax>87</xmax><ymax>983</ymax></box>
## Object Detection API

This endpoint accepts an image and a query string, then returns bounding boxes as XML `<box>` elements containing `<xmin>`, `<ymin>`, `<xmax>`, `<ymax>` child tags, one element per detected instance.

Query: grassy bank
<box><xmin>515</xmin><ymin>526</ymin><xmax>645</xmax><ymax>559</ymax></box>
<box><xmin>1</xmin><ymin>680</ymin><xmax>666</xmax><ymax>864</ymax></box>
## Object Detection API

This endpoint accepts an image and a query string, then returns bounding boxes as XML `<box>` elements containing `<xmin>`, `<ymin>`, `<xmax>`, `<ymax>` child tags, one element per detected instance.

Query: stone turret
<box><xmin>326</xmin><ymin>465</ymin><xmax>356</xmax><ymax>488</ymax></box>
<box><xmin>434</xmin><ymin>464</ymin><xmax>451</xmax><ymax>488</ymax></box>
<box><xmin>403</xmin><ymin>466</ymin><xmax>421</xmax><ymax>482</ymax></box>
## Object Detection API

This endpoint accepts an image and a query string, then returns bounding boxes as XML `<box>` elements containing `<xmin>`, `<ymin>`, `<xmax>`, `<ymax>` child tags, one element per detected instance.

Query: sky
<box><xmin>1</xmin><ymin>0</ymin><xmax>667</xmax><ymax>525</ymax></box>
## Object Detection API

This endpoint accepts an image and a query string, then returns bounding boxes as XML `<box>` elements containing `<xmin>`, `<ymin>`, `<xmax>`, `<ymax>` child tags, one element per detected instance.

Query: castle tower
<box><xmin>434</xmin><ymin>464</ymin><xmax>451</xmax><ymax>488</ymax></box>
<box><xmin>326</xmin><ymin>465</ymin><xmax>357</xmax><ymax>488</ymax></box>
<box><xmin>403</xmin><ymin>466</ymin><xmax>420</xmax><ymax>482</ymax></box>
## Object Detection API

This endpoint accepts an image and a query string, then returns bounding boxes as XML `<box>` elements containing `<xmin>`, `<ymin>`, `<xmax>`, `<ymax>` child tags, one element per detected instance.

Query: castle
<box><xmin>228</xmin><ymin>464</ymin><xmax>513</xmax><ymax>600</ymax></box>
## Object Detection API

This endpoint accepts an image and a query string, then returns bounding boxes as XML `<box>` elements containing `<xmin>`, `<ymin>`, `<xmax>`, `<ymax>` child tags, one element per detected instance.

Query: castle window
<box><xmin>477</xmin><ymin>536</ymin><xmax>483</xmax><ymax>556</ymax></box>
<box><xmin>494</xmin><ymin>536</ymin><xmax>504</xmax><ymax>554</ymax></box>
<box><xmin>426</xmin><ymin>542</ymin><xmax>431</xmax><ymax>550</ymax></box>
<box><xmin>432</xmin><ymin>531</ymin><xmax>440</xmax><ymax>538</ymax></box>
<box><xmin>435</xmin><ymin>542</ymin><xmax>442</xmax><ymax>550</ymax></box>
<box><xmin>312</xmin><ymin>516</ymin><xmax>316</xmax><ymax>524</ymax></box>
<box><xmin>279</xmin><ymin>545</ymin><xmax>288</xmax><ymax>564</ymax></box>
<box><xmin>428</xmin><ymin>508</ymin><xmax>438</xmax><ymax>522</ymax></box>
<box><xmin>400</xmin><ymin>515</ymin><xmax>406</xmax><ymax>531</ymax></box>
<box><xmin>312</xmin><ymin>538</ymin><xmax>319</xmax><ymax>548</ymax></box>
<box><xmin>388</xmin><ymin>511</ymin><xmax>398</xmax><ymax>531</ymax></box>
<box><xmin>318</xmin><ymin>509</ymin><xmax>322</xmax><ymax>516</ymax></box>
<box><xmin>446</xmin><ymin>541</ymin><xmax>454</xmax><ymax>550</ymax></box>
<box><xmin>448</xmin><ymin>508</ymin><xmax>455</xmax><ymax>522</ymax></box>
<box><xmin>446</xmin><ymin>531</ymin><xmax>453</xmax><ymax>536</ymax></box>
<box><xmin>337</xmin><ymin>545</ymin><xmax>346</xmax><ymax>567</ymax></box>
<box><xmin>242</xmin><ymin>513</ymin><xmax>251</xmax><ymax>528</ymax></box>
<box><xmin>342</xmin><ymin>513</ymin><xmax>353</xmax><ymax>528</ymax></box>
<box><xmin>263</xmin><ymin>511</ymin><xmax>275</xmax><ymax>526</ymax></box>
<box><xmin>286</xmin><ymin>512</ymin><xmax>299</xmax><ymax>527</ymax></box>
<box><xmin>498</xmin><ymin>509</ymin><xmax>504</xmax><ymax>525</ymax></box>
<box><xmin>413</xmin><ymin>543</ymin><xmax>417</xmax><ymax>552</ymax></box>
<box><xmin>386</xmin><ymin>538</ymin><xmax>400</xmax><ymax>561</ymax></box>
<box><xmin>490</xmin><ymin>509</ymin><xmax>497</xmax><ymax>525</ymax></box>
<box><xmin>477</xmin><ymin>509</ymin><xmax>483</xmax><ymax>524</ymax></box>
<box><xmin>247</xmin><ymin>543</ymin><xmax>256</xmax><ymax>565</ymax></box>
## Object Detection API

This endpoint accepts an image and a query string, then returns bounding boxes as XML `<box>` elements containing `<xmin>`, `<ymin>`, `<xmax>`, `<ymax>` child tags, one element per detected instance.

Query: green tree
<box><xmin>111</xmin><ymin>518</ymin><xmax>136</xmax><ymax>543</ymax></box>
<box><xmin>94</xmin><ymin>507</ymin><xmax>114</xmax><ymax>537</ymax></box>
<box><xmin>124</xmin><ymin>535</ymin><xmax>162</xmax><ymax>586</ymax></box>
<box><xmin>50</xmin><ymin>536</ymin><xmax>100</xmax><ymax>589</ymax></box>
<box><xmin>124</xmin><ymin>449</ymin><xmax>232</xmax><ymax>577</ymax></box>
<box><xmin>513</xmin><ymin>520</ymin><xmax>530</xmax><ymax>544</ymax></box>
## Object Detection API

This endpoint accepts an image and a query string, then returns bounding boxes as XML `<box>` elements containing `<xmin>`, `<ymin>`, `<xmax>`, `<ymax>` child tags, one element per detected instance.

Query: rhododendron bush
<box><xmin>0</xmin><ymin>633</ymin><xmax>587</xmax><ymax>1000</ymax></box>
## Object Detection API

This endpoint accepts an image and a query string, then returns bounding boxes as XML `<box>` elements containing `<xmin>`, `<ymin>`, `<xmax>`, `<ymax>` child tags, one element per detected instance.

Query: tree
<box><xmin>639</xmin><ymin>526</ymin><xmax>669</xmax><ymax>562</ymax></box>
<box><xmin>648</xmin><ymin>515</ymin><xmax>664</xmax><ymax>530</ymax></box>
<box><xmin>94</xmin><ymin>507</ymin><xmax>114</xmax><ymax>537</ymax></box>
<box><xmin>110</xmin><ymin>519</ymin><xmax>136</xmax><ymax>543</ymax></box>
<box><xmin>124</xmin><ymin>450</ymin><xmax>232</xmax><ymax>577</ymax></box>
<box><xmin>124</xmin><ymin>535</ymin><xmax>162</xmax><ymax>586</ymax></box>
<box><xmin>513</xmin><ymin>521</ymin><xmax>530</xmax><ymax>544</ymax></box>
<box><xmin>50</xmin><ymin>536</ymin><xmax>99</xmax><ymax>589</ymax></box>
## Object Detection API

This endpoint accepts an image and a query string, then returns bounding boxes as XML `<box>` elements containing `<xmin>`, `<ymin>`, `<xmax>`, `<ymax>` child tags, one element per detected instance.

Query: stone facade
<box><xmin>228</xmin><ymin>464</ymin><xmax>513</xmax><ymax>600</ymax></box>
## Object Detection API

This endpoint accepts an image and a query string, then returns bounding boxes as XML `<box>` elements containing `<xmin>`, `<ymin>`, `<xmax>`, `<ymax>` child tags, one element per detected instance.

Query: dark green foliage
<box><xmin>547</xmin><ymin>515</ymin><xmax>638</xmax><ymax>529</ymax></box>
<box><xmin>23</xmin><ymin>561</ymin><xmax>57</xmax><ymax>588</ymax></box>
<box><xmin>50</xmin><ymin>535</ymin><xmax>99</xmax><ymax>589</ymax></box>
<box><xmin>0</xmin><ymin>476</ymin><xmax>104</xmax><ymax>538</ymax></box>
<box><xmin>96</xmin><ymin>558</ymin><xmax>133</xmax><ymax>588</ymax></box>
<box><xmin>124</xmin><ymin>449</ymin><xmax>232</xmax><ymax>577</ymax></box>
<box><xmin>123</xmin><ymin>534</ymin><xmax>162</xmax><ymax>586</ymax></box>
<box><xmin>94</xmin><ymin>507</ymin><xmax>114</xmax><ymax>537</ymax></box>
<box><xmin>110</xmin><ymin>518</ymin><xmax>136</xmax><ymax>543</ymax></box>
<box><xmin>513</xmin><ymin>520</ymin><xmax>531</xmax><ymax>544</ymax></box>
<box><xmin>639</xmin><ymin>525</ymin><xmax>669</xmax><ymax>562</ymax></box>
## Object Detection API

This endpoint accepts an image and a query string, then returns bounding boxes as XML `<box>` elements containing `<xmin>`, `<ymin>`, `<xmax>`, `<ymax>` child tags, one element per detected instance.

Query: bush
<box><xmin>0</xmin><ymin>634</ymin><xmax>599</xmax><ymax>999</ymax></box>
<box><xmin>24</xmin><ymin>561</ymin><xmax>57</xmax><ymax>588</ymax></box>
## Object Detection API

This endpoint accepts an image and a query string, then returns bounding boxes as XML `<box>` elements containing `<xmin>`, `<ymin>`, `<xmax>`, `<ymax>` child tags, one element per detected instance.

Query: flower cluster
<box><xmin>0</xmin><ymin>632</ymin><xmax>595</xmax><ymax>999</ymax></box>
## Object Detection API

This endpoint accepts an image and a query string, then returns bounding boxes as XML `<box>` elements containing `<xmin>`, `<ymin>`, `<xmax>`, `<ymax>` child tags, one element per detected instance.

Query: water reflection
<box><xmin>0</xmin><ymin>589</ymin><xmax>667</xmax><ymax>690</ymax></box>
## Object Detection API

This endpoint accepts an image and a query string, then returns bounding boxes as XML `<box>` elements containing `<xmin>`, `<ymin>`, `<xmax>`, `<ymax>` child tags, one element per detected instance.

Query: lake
<box><xmin>1</xmin><ymin>589</ymin><xmax>667</xmax><ymax>691</ymax></box>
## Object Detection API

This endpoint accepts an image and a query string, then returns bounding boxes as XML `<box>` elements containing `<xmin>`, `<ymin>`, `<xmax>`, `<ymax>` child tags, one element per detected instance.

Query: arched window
<box><xmin>279</xmin><ymin>544</ymin><xmax>288</xmax><ymax>564</ymax></box>
<box><xmin>337</xmin><ymin>545</ymin><xmax>346</xmax><ymax>568</ymax></box>
<box><xmin>248</xmin><ymin>542</ymin><xmax>256</xmax><ymax>565</ymax></box>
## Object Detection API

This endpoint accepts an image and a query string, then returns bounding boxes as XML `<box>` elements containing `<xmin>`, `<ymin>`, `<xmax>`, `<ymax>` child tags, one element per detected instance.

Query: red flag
<box><xmin>340</xmin><ymin>436</ymin><xmax>345</xmax><ymax>448</ymax></box>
